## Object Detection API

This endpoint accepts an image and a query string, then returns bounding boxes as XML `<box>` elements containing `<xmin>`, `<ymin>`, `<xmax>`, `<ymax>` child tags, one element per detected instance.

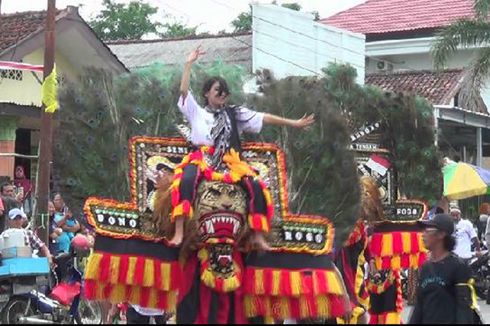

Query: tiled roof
<box><xmin>321</xmin><ymin>0</ymin><xmax>475</xmax><ymax>37</ymax></box>
<box><xmin>365</xmin><ymin>69</ymin><xmax>465</xmax><ymax>105</ymax></box>
<box><xmin>0</xmin><ymin>7</ymin><xmax>127</xmax><ymax>72</ymax></box>
<box><xmin>0</xmin><ymin>10</ymin><xmax>62</xmax><ymax>52</ymax></box>
<box><xmin>108</xmin><ymin>33</ymin><xmax>252</xmax><ymax>71</ymax></box>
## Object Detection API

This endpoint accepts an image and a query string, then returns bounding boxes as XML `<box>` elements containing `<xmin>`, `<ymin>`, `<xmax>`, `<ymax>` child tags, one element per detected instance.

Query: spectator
<box><xmin>451</xmin><ymin>206</ymin><xmax>481</xmax><ymax>263</ymax></box>
<box><xmin>53</xmin><ymin>192</ymin><xmax>68</xmax><ymax>214</ymax></box>
<box><xmin>13</xmin><ymin>166</ymin><xmax>33</xmax><ymax>214</ymax></box>
<box><xmin>52</xmin><ymin>193</ymin><xmax>80</xmax><ymax>248</ymax></box>
<box><xmin>409</xmin><ymin>214</ymin><xmax>476</xmax><ymax>324</ymax></box>
<box><xmin>0</xmin><ymin>182</ymin><xmax>22</xmax><ymax>232</ymax></box>
<box><xmin>48</xmin><ymin>201</ymin><xmax>62</xmax><ymax>254</ymax></box>
<box><xmin>3</xmin><ymin>208</ymin><xmax>53</xmax><ymax>266</ymax></box>
<box><xmin>479</xmin><ymin>203</ymin><xmax>490</xmax><ymax>242</ymax></box>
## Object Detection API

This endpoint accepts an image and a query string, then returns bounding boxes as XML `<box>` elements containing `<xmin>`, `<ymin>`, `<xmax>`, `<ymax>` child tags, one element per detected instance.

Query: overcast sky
<box><xmin>2</xmin><ymin>0</ymin><xmax>366</xmax><ymax>33</ymax></box>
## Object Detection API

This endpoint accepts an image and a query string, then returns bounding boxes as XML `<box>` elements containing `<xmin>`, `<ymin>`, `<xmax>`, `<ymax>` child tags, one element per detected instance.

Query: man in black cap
<box><xmin>409</xmin><ymin>214</ymin><xmax>478</xmax><ymax>324</ymax></box>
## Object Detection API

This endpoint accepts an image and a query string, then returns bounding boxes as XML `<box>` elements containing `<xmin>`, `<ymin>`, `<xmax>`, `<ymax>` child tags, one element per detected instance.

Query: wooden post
<box><xmin>35</xmin><ymin>0</ymin><xmax>56</xmax><ymax>244</ymax></box>
<box><xmin>477</xmin><ymin>127</ymin><xmax>483</xmax><ymax>167</ymax></box>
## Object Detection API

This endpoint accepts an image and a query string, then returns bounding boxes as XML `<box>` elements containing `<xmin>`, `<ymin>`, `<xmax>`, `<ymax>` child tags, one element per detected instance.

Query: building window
<box><xmin>0</xmin><ymin>69</ymin><xmax>23</xmax><ymax>81</ymax></box>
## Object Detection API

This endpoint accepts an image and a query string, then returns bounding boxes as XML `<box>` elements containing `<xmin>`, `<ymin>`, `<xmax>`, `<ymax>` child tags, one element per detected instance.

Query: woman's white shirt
<box><xmin>177</xmin><ymin>91</ymin><xmax>264</xmax><ymax>146</ymax></box>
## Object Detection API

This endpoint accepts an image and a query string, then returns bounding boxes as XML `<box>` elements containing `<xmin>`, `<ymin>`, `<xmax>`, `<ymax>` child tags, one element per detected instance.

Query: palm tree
<box><xmin>432</xmin><ymin>0</ymin><xmax>490</xmax><ymax>112</ymax></box>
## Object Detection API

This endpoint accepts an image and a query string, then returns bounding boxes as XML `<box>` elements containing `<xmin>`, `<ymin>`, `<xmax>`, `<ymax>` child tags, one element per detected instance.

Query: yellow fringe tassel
<box><xmin>380</xmin><ymin>234</ymin><xmax>393</xmax><ymax>257</ymax></box>
<box><xmin>385</xmin><ymin>312</ymin><xmax>401</xmax><ymax>324</ymax></box>
<box><xmin>223</xmin><ymin>275</ymin><xmax>241</xmax><ymax>292</ymax></box>
<box><xmin>326</xmin><ymin>270</ymin><xmax>343</xmax><ymax>295</ymax></box>
<box><xmin>316</xmin><ymin>295</ymin><xmax>330</xmax><ymax>317</ymax></box>
<box><xmin>111</xmin><ymin>284</ymin><xmax>126</xmax><ymax>303</ymax></box>
<box><xmin>255</xmin><ymin>269</ymin><xmax>265</xmax><ymax>294</ymax></box>
<box><xmin>402</xmin><ymin>232</ymin><xmax>411</xmax><ymax>253</ymax></box>
<box><xmin>244</xmin><ymin>294</ymin><xmax>338</xmax><ymax>319</ymax></box>
<box><xmin>109</xmin><ymin>256</ymin><xmax>121</xmax><ymax>284</ymax></box>
<box><xmin>148</xmin><ymin>288</ymin><xmax>158</xmax><ymax>308</ymax></box>
<box><xmin>290</xmin><ymin>271</ymin><xmax>301</xmax><ymax>296</ymax></box>
<box><xmin>161</xmin><ymin>262</ymin><xmax>171</xmax><ymax>291</ymax></box>
<box><xmin>392</xmin><ymin>256</ymin><xmax>401</xmax><ymax>270</ymax></box>
<box><xmin>244</xmin><ymin>296</ymin><xmax>255</xmax><ymax>317</ymax></box>
<box><xmin>84</xmin><ymin>252</ymin><xmax>178</xmax><ymax>292</ymax></box>
<box><xmin>280</xmin><ymin>297</ymin><xmax>290</xmax><ymax>318</ymax></box>
<box><xmin>84</xmin><ymin>253</ymin><xmax>102</xmax><ymax>280</ymax></box>
<box><xmin>200</xmin><ymin>267</ymin><xmax>241</xmax><ymax>292</ymax></box>
<box><xmin>337</xmin><ymin>306</ymin><xmax>365</xmax><ymax>324</ymax></box>
<box><xmin>89</xmin><ymin>281</ymin><xmax>178</xmax><ymax>313</ymax></box>
<box><xmin>272</xmin><ymin>270</ymin><xmax>281</xmax><ymax>295</ymax></box>
<box><xmin>143</xmin><ymin>259</ymin><xmax>155</xmax><ymax>287</ymax></box>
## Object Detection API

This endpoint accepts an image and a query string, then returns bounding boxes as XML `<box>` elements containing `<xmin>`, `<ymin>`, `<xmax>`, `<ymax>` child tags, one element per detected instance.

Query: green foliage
<box><xmin>322</xmin><ymin>64</ymin><xmax>443</xmax><ymax>202</ymax></box>
<box><xmin>432</xmin><ymin>0</ymin><xmax>490</xmax><ymax>111</ymax></box>
<box><xmin>474</xmin><ymin>0</ymin><xmax>490</xmax><ymax>19</ymax></box>
<box><xmin>311</xmin><ymin>11</ymin><xmax>320</xmax><ymax>21</ymax></box>
<box><xmin>280</xmin><ymin>2</ymin><xmax>302</xmax><ymax>11</ymax></box>
<box><xmin>231</xmin><ymin>5</ymin><xmax>253</xmax><ymax>33</ymax></box>
<box><xmin>248</xmin><ymin>70</ymin><xmax>360</xmax><ymax>244</ymax></box>
<box><xmin>231</xmin><ymin>2</ymin><xmax>302</xmax><ymax>32</ymax></box>
<box><xmin>160</xmin><ymin>21</ymin><xmax>197</xmax><ymax>38</ymax></box>
<box><xmin>89</xmin><ymin>0</ymin><xmax>159</xmax><ymax>41</ymax></box>
<box><xmin>89</xmin><ymin>0</ymin><xmax>198</xmax><ymax>40</ymax></box>
<box><xmin>55</xmin><ymin>61</ymin><xmax>442</xmax><ymax>242</ymax></box>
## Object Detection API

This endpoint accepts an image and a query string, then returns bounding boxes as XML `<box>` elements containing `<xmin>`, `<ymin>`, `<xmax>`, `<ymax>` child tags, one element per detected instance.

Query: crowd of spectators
<box><xmin>1</xmin><ymin>168</ymin><xmax>94</xmax><ymax>258</ymax></box>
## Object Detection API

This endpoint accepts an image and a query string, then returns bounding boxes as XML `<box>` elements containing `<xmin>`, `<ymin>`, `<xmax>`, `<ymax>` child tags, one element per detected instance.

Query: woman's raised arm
<box><xmin>180</xmin><ymin>46</ymin><xmax>206</xmax><ymax>98</ymax></box>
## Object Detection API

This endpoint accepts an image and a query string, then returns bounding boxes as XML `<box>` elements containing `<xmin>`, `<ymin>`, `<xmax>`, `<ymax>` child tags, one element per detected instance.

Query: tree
<box><xmin>160</xmin><ymin>21</ymin><xmax>197</xmax><ymax>38</ymax></box>
<box><xmin>311</xmin><ymin>10</ymin><xmax>320</xmax><ymax>21</ymax></box>
<box><xmin>231</xmin><ymin>5</ymin><xmax>253</xmax><ymax>33</ymax></box>
<box><xmin>431</xmin><ymin>0</ymin><xmax>490</xmax><ymax>112</ymax></box>
<box><xmin>231</xmin><ymin>2</ymin><xmax>302</xmax><ymax>33</ymax></box>
<box><xmin>90</xmin><ymin>0</ymin><xmax>198</xmax><ymax>40</ymax></box>
<box><xmin>89</xmin><ymin>0</ymin><xmax>160</xmax><ymax>40</ymax></box>
<box><xmin>280</xmin><ymin>2</ymin><xmax>302</xmax><ymax>11</ymax></box>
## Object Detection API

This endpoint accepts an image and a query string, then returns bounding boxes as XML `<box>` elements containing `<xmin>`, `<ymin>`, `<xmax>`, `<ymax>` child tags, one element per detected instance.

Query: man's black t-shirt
<box><xmin>409</xmin><ymin>253</ymin><xmax>473</xmax><ymax>324</ymax></box>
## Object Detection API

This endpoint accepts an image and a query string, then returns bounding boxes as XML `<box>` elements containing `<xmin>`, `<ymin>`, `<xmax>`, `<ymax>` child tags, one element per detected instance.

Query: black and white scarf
<box><xmin>206</xmin><ymin>105</ymin><xmax>241</xmax><ymax>169</ymax></box>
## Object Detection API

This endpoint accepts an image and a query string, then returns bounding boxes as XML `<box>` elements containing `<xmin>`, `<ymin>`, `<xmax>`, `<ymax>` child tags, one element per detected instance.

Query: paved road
<box><xmin>402</xmin><ymin>299</ymin><xmax>490</xmax><ymax>323</ymax></box>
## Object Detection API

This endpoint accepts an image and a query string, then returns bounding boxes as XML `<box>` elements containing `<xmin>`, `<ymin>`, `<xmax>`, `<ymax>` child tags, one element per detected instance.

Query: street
<box><xmin>402</xmin><ymin>299</ymin><xmax>490</xmax><ymax>323</ymax></box>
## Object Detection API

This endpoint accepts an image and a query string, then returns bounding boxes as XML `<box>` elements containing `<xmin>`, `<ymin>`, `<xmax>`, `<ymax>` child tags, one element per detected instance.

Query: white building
<box><xmin>108</xmin><ymin>4</ymin><xmax>366</xmax><ymax>83</ymax></box>
<box><xmin>252</xmin><ymin>4</ymin><xmax>365</xmax><ymax>83</ymax></box>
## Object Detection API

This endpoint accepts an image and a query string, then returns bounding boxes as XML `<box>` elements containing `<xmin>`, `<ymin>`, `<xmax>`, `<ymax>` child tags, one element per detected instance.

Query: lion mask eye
<box><xmin>209</xmin><ymin>188</ymin><xmax>221</xmax><ymax>197</ymax></box>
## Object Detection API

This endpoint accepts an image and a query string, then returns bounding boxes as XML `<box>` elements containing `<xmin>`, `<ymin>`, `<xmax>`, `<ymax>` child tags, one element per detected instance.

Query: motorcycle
<box><xmin>470</xmin><ymin>250</ymin><xmax>490</xmax><ymax>302</ymax></box>
<box><xmin>0</xmin><ymin>237</ymin><xmax>103</xmax><ymax>324</ymax></box>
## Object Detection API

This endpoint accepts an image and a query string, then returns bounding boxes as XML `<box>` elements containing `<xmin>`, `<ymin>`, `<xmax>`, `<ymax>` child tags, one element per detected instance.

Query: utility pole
<box><xmin>36</xmin><ymin>0</ymin><xmax>56</xmax><ymax>244</ymax></box>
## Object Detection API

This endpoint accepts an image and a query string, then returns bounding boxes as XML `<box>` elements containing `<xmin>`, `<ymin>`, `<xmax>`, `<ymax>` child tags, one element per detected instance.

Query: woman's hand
<box><xmin>292</xmin><ymin>113</ymin><xmax>315</xmax><ymax>128</ymax></box>
<box><xmin>186</xmin><ymin>46</ymin><xmax>206</xmax><ymax>64</ymax></box>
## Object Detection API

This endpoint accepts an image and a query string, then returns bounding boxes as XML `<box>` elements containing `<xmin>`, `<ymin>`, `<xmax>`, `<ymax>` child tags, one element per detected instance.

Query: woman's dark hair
<box><xmin>443</xmin><ymin>234</ymin><xmax>456</xmax><ymax>251</ymax></box>
<box><xmin>202</xmin><ymin>76</ymin><xmax>229</xmax><ymax>105</ymax></box>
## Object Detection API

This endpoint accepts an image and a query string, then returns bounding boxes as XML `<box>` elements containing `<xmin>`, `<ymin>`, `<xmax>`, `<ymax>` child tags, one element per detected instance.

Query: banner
<box><xmin>0</xmin><ymin>60</ymin><xmax>43</xmax><ymax>73</ymax></box>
